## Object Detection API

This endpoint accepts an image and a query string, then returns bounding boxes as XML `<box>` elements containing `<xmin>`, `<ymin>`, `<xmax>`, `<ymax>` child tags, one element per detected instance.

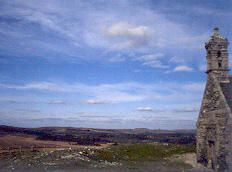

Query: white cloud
<box><xmin>2</xmin><ymin>115</ymin><xmax>196</xmax><ymax>129</ymax></box>
<box><xmin>0</xmin><ymin>80</ymin><xmax>204</xmax><ymax>104</ymax></box>
<box><xmin>136</xmin><ymin>107</ymin><xmax>153</xmax><ymax>112</ymax></box>
<box><xmin>85</xmin><ymin>99</ymin><xmax>108</xmax><ymax>105</ymax></box>
<box><xmin>143</xmin><ymin>60</ymin><xmax>169</xmax><ymax>69</ymax></box>
<box><xmin>135</xmin><ymin>53</ymin><xmax>169</xmax><ymax>69</ymax></box>
<box><xmin>105</xmin><ymin>22</ymin><xmax>149</xmax><ymax>38</ymax></box>
<box><xmin>169</xmin><ymin>56</ymin><xmax>188</xmax><ymax>64</ymax></box>
<box><xmin>0</xmin><ymin>1</ymin><xmax>210</xmax><ymax>66</ymax></box>
<box><xmin>136</xmin><ymin>53</ymin><xmax>164</xmax><ymax>61</ymax></box>
<box><xmin>0</xmin><ymin>82</ymin><xmax>62</xmax><ymax>91</ymax></box>
<box><xmin>104</xmin><ymin>22</ymin><xmax>151</xmax><ymax>50</ymax></box>
<box><xmin>48</xmin><ymin>100</ymin><xmax>66</xmax><ymax>105</ymax></box>
<box><xmin>174</xmin><ymin>65</ymin><xmax>193</xmax><ymax>72</ymax></box>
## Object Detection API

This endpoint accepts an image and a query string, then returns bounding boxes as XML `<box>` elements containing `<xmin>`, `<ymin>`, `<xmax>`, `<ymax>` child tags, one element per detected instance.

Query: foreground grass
<box><xmin>92</xmin><ymin>143</ymin><xmax>195</xmax><ymax>163</ymax></box>
<box><xmin>0</xmin><ymin>143</ymin><xmax>196</xmax><ymax>171</ymax></box>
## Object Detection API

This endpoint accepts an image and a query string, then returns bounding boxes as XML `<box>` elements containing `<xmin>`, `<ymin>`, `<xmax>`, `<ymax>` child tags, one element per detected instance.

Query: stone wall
<box><xmin>197</xmin><ymin>74</ymin><xmax>232</xmax><ymax>171</ymax></box>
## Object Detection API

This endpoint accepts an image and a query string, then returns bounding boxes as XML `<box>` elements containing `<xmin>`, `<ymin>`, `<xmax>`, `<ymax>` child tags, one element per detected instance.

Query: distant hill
<box><xmin>0</xmin><ymin>125</ymin><xmax>196</xmax><ymax>145</ymax></box>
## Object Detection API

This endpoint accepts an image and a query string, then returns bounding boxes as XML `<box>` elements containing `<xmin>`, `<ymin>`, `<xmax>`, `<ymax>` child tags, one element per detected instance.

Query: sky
<box><xmin>0</xmin><ymin>0</ymin><xmax>232</xmax><ymax>129</ymax></box>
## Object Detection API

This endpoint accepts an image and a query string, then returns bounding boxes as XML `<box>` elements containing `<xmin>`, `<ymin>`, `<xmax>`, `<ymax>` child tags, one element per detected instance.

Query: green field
<box><xmin>92</xmin><ymin>143</ymin><xmax>195</xmax><ymax>164</ymax></box>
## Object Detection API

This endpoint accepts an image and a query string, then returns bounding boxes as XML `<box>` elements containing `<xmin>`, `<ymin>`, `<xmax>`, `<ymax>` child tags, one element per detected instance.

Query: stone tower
<box><xmin>197</xmin><ymin>28</ymin><xmax>232</xmax><ymax>171</ymax></box>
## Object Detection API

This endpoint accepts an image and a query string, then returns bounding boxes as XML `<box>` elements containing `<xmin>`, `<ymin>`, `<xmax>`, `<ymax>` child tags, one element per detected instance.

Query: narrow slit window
<box><xmin>217</xmin><ymin>51</ymin><xmax>221</xmax><ymax>57</ymax></box>
<box><xmin>218</xmin><ymin>60</ymin><xmax>222</xmax><ymax>68</ymax></box>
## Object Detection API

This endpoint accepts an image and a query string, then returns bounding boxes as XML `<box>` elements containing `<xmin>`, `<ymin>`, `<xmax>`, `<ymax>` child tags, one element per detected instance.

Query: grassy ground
<box><xmin>93</xmin><ymin>143</ymin><xmax>195</xmax><ymax>162</ymax></box>
<box><xmin>0</xmin><ymin>143</ymin><xmax>196</xmax><ymax>171</ymax></box>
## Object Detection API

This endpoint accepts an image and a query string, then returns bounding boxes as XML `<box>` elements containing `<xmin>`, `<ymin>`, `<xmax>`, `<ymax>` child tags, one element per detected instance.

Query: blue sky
<box><xmin>0</xmin><ymin>0</ymin><xmax>232</xmax><ymax>129</ymax></box>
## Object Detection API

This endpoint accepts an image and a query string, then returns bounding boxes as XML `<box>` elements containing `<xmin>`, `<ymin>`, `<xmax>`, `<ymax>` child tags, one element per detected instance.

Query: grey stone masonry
<box><xmin>197</xmin><ymin>28</ymin><xmax>232</xmax><ymax>172</ymax></box>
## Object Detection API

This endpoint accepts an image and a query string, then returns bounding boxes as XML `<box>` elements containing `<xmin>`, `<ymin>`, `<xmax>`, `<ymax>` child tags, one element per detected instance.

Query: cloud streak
<box><xmin>134</xmin><ymin>53</ymin><xmax>169</xmax><ymax>69</ymax></box>
<box><xmin>0</xmin><ymin>80</ymin><xmax>204</xmax><ymax>104</ymax></box>
<box><xmin>1</xmin><ymin>116</ymin><xmax>196</xmax><ymax>129</ymax></box>
<box><xmin>0</xmin><ymin>1</ymin><xmax>210</xmax><ymax>63</ymax></box>
<box><xmin>174</xmin><ymin>65</ymin><xmax>193</xmax><ymax>72</ymax></box>
<box><xmin>85</xmin><ymin>99</ymin><xmax>108</xmax><ymax>105</ymax></box>
<box><xmin>136</xmin><ymin>107</ymin><xmax>153</xmax><ymax>112</ymax></box>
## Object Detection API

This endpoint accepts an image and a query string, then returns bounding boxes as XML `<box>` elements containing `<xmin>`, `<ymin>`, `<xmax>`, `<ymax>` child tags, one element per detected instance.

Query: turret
<box><xmin>205</xmin><ymin>28</ymin><xmax>230</xmax><ymax>82</ymax></box>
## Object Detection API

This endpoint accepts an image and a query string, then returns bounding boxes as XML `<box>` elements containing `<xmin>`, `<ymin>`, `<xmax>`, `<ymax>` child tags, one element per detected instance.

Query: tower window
<box><xmin>217</xmin><ymin>51</ymin><xmax>221</xmax><ymax>57</ymax></box>
<box><xmin>218</xmin><ymin>60</ymin><xmax>222</xmax><ymax>68</ymax></box>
